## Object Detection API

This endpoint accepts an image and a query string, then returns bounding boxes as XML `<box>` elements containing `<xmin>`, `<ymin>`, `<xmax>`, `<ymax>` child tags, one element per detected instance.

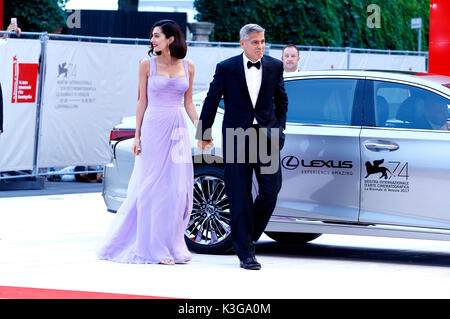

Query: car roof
<box><xmin>284</xmin><ymin>70</ymin><xmax>450</xmax><ymax>95</ymax></box>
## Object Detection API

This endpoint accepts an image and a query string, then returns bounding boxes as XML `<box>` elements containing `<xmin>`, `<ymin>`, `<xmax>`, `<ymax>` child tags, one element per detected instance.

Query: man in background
<box><xmin>281</xmin><ymin>44</ymin><xmax>300</xmax><ymax>73</ymax></box>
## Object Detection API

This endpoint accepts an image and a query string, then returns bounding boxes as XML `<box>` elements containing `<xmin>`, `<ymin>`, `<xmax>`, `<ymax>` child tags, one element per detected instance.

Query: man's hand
<box><xmin>197</xmin><ymin>139</ymin><xmax>214</xmax><ymax>151</ymax></box>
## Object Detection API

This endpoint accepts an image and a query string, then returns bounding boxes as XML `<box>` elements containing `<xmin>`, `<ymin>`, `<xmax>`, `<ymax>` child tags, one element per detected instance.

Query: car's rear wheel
<box><xmin>185</xmin><ymin>165</ymin><xmax>233</xmax><ymax>254</ymax></box>
<box><xmin>264</xmin><ymin>232</ymin><xmax>321</xmax><ymax>244</ymax></box>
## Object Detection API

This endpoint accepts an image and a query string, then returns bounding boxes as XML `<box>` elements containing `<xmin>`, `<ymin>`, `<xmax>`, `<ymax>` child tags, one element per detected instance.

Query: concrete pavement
<box><xmin>1</xmin><ymin>184</ymin><xmax>450</xmax><ymax>299</ymax></box>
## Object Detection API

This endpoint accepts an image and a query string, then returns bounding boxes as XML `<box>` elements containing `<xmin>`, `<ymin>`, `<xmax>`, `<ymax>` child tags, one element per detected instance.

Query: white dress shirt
<box><xmin>242</xmin><ymin>53</ymin><xmax>262</xmax><ymax>124</ymax></box>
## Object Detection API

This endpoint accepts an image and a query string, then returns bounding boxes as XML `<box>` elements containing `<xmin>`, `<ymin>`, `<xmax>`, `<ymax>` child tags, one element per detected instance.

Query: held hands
<box><xmin>132</xmin><ymin>137</ymin><xmax>141</xmax><ymax>156</ymax></box>
<box><xmin>194</xmin><ymin>119</ymin><xmax>214</xmax><ymax>150</ymax></box>
<box><xmin>197</xmin><ymin>139</ymin><xmax>214</xmax><ymax>151</ymax></box>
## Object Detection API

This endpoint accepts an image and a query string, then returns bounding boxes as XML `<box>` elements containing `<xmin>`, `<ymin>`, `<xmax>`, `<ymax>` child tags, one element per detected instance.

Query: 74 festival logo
<box><xmin>364</xmin><ymin>159</ymin><xmax>409</xmax><ymax>180</ymax></box>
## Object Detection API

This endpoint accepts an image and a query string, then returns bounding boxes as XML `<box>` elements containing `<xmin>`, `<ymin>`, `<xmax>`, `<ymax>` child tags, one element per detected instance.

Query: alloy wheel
<box><xmin>185</xmin><ymin>175</ymin><xmax>231</xmax><ymax>246</ymax></box>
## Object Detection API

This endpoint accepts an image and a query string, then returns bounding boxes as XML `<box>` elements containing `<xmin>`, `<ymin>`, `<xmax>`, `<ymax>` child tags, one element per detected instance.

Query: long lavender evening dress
<box><xmin>97</xmin><ymin>57</ymin><xmax>193</xmax><ymax>264</ymax></box>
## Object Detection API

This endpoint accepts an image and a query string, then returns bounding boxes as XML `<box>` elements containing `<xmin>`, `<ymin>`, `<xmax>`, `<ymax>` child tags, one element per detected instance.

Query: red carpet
<box><xmin>0</xmin><ymin>286</ymin><xmax>172</xmax><ymax>299</ymax></box>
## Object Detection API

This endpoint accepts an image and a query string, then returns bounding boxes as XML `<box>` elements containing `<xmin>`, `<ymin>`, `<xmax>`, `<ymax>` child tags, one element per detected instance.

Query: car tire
<box><xmin>185</xmin><ymin>165</ymin><xmax>233</xmax><ymax>254</ymax></box>
<box><xmin>264</xmin><ymin>232</ymin><xmax>321</xmax><ymax>244</ymax></box>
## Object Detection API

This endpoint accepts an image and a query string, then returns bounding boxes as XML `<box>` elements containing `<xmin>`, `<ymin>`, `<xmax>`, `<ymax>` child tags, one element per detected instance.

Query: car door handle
<box><xmin>364</xmin><ymin>141</ymin><xmax>399</xmax><ymax>151</ymax></box>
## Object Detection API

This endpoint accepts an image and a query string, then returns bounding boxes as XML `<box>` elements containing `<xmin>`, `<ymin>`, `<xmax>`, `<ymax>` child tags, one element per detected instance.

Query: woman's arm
<box><xmin>132</xmin><ymin>59</ymin><xmax>149</xmax><ymax>155</ymax></box>
<box><xmin>183</xmin><ymin>60</ymin><xmax>199</xmax><ymax>128</ymax></box>
<box><xmin>2</xmin><ymin>22</ymin><xmax>21</xmax><ymax>39</ymax></box>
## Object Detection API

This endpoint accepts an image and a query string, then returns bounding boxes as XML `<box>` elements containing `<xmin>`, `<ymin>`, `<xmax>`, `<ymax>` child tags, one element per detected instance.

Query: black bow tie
<box><xmin>247</xmin><ymin>60</ymin><xmax>261</xmax><ymax>70</ymax></box>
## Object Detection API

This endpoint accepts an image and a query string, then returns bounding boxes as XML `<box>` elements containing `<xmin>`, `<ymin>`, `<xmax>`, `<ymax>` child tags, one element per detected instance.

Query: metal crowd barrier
<box><xmin>0</xmin><ymin>31</ymin><xmax>428</xmax><ymax>183</ymax></box>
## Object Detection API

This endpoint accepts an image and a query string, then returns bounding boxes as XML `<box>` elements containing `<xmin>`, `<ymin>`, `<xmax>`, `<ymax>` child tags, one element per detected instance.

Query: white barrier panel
<box><xmin>2</xmin><ymin>38</ymin><xmax>424</xmax><ymax>170</ymax></box>
<box><xmin>38</xmin><ymin>40</ymin><xmax>148</xmax><ymax>168</ymax></box>
<box><xmin>185</xmin><ymin>47</ymin><xmax>426</xmax><ymax>93</ymax></box>
<box><xmin>269</xmin><ymin>48</ymin><xmax>426</xmax><ymax>72</ymax></box>
<box><xmin>299</xmin><ymin>51</ymin><xmax>348</xmax><ymax>70</ymax></box>
<box><xmin>349</xmin><ymin>53</ymin><xmax>426</xmax><ymax>72</ymax></box>
<box><xmin>186</xmin><ymin>46</ymin><xmax>243</xmax><ymax>92</ymax></box>
<box><xmin>0</xmin><ymin>39</ymin><xmax>41</xmax><ymax>171</ymax></box>
<box><xmin>268</xmin><ymin>49</ymin><xmax>348</xmax><ymax>71</ymax></box>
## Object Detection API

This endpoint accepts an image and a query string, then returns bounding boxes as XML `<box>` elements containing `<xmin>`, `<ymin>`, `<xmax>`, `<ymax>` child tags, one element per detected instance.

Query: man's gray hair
<box><xmin>239</xmin><ymin>24</ymin><xmax>265</xmax><ymax>41</ymax></box>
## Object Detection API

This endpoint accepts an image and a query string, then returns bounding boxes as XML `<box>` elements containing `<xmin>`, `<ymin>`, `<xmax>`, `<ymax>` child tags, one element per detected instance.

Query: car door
<box><xmin>359</xmin><ymin>79</ymin><xmax>450</xmax><ymax>229</ymax></box>
<box><xmin>273</xmin><ymin>76</ymin><xmax>363</xmax><ymax>222</ymax></box>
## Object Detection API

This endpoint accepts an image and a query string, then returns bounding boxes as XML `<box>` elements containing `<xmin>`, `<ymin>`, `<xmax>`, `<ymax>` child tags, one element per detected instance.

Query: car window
<box><xmin>373</xmin><ymin>81</ymin><xmax>450</xmax><ymax>131</ymax></box>
<box><xmin>285</xmin><ymin>78</ymin><xmax>358</xmax><ymax>125</ymax></box>
<box><xmin>219</xmin><ymin>99</ymin><xmax>225</xmax><ymax>110</ymax></box>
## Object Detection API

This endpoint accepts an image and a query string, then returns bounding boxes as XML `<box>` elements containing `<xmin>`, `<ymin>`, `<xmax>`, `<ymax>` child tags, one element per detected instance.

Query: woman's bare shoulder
<box><xmin>186</xmin><ymin>59</ymin><xmax>195</xmax><ymax>72</ymax></box>
<box><xmin>139</xmin><ymin>58</ymin><xmax>150</xmax><ymax>76</ymax></box>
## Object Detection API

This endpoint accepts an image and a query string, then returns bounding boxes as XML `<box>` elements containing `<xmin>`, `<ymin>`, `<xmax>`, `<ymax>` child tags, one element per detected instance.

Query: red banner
<box><xmin>0</xmin><ymin>0</ymin><xmax>3</xmax><ymax>31</ymax></box>
<box><xmin>429</xmin><ymin>0</ymin><xmax>450</xmax><ymax>76</ymax></box>
<box><xmin>11</xmin><ymin>55</ymin><xmax>39</xmax><ymax>103</ymax></box>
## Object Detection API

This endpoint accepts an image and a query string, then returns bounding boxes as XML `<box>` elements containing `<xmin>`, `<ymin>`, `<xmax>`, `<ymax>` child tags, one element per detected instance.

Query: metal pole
<box><xmin>0</xmin><ymin>169</ymin><xmax>103</xmax><ymax>180</ymax></box>
<box><xmin>418</xmin><ymin>27</ymin><xmax>422</xmax><ymax>53</ymax></box>
<box><xmin>346</xmin><ymin>47</ymin><xmax>351</xmax><ymax>70</ymax></box>
<box><xmin>32</xmin><ymin>32</ymin><xmax>48</xmax><ymax>177</ymax></box>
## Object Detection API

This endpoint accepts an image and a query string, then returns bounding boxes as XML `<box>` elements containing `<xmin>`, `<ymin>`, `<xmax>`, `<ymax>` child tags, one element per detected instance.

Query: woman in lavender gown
<box><xmin>97</xmin><ymin>20</ymin><xmax>209</xmax><ymax>265</ymax></box>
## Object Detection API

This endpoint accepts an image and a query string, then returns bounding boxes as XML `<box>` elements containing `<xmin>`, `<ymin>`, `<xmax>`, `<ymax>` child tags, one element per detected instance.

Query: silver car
<box><xmin>102</xmin><ymin>70</ymin><xmax>450</xmax><ymax>254</ymax></box>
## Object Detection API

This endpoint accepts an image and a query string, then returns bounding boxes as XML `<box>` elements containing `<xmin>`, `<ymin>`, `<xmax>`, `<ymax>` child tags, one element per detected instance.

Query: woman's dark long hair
<box><xmin>148</xmin><ymin>19</ymin><xmax>187</xmax><ymax>59</ymax></box>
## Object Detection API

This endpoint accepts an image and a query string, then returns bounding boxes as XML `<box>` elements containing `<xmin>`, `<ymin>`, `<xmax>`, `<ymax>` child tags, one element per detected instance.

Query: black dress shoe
<box><xmin>240</xmin><ymin>256</ymin><xmax>261</xmax><ymax>270</ymax></box>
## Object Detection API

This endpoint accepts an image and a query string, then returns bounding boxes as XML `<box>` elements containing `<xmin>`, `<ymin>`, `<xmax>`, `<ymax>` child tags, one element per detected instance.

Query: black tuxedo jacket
<box><xmin>195</xmin><ymin>53</ymin><xmax>288</xmax><ymax>142</ymax></box>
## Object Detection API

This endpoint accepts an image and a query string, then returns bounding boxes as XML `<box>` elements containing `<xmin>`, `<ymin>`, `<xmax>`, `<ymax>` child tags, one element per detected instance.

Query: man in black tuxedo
<box><xmin>196</xmin><ymin>24</ymin><xmax>288</xmax><ymax>270</ymax></box>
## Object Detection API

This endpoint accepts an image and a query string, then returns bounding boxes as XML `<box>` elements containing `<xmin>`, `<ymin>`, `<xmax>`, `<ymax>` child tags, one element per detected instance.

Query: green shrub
<box><xmin>194</xmin><ymin>0</ymin><xmax>429</xmax><ymax>51</ymax></box>
<box><xmin>3</xmin><ymin>0</ymin><xmax>68</xmax><ymax>33</ymax></box>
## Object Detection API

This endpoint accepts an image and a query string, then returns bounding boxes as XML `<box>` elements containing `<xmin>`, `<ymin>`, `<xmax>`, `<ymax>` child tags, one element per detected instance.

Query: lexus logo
<box><xmin>282</xmin><ymin>156</ymin><xmax>299</xmax><ymax>170</ymax></box>
<box><xmin>282</xmin><ymin>155</ymin><xmax>354</xmax><ymax>170</ymax></box>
